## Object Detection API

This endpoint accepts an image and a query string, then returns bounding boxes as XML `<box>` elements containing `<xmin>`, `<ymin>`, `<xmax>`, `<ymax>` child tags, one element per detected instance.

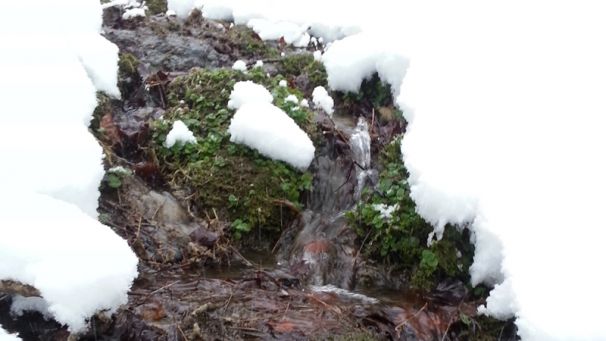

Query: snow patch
<box><xmin>228</xmin><ymin>102</ymin><xmax>315</xmax><ymax>170</ymax></box>
<box><xmin>322</xmin><ymin>33</ymin><xmax>408</xmax><ymax>101</ymax></box>
<box><xmin>10</xmin><ymin>296</ymin><xmax>51</xmax><ymax>320</ymax></box>
<box><xmin>372</xmin><ymin>204</ymin><xmax>398</xmax><ymax>220</ymax></box>
<box><xmin>227</xmin><ymin>81</ymin><xmax>273</xmax><ymax>110</ymax></box>
<box><xmin>165</xmin><ymin>120</ymin><xmax>197</xmax><ymax>148</ymax></box>
<box><xmin>285</xmin><ymin>94</ymin><xmax>299</xmax><ymax>104</ymax></box>
<box><xmin>311</xmin><ymin>86</ymin><xmax>334</xmax><ymax>115</ymax></box>
<box><xmin>232</xmin><ymin>60</ymin><xmax>247</xmax><ymax>72</ymax></box>
<box><xmin>0</xmin><ymin>0</ymin><xmax>138</xmax><ymax>332</ymax></box>
<box><xmin>0</xmin><ymin>327</ymin><xmax>20</xmax><ymax>341</ymax></box>
<box><xmin>123</xmin><ymin>7</ymin><xmax>147</xmax><ymax>19</ymax></box>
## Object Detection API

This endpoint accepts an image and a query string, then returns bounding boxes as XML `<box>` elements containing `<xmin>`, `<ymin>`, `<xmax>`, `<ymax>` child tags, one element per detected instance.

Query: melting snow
<box><xmin>311</xmin><ymin>86</ymin><xmax>334</xmax><ymax>116</ymax></box>
<box><xmin>232</xmin><ymin>59</ymin><xmax>247</xmax><ymax>72</ymax></box>
<box><xmin>165</xmin><ymin>120</ymin><xmax>197</xmax><ymax>148</ymax></box>
<box><xmin>228</xmin><ymin>81</ymin><xmax>273</xmax><ymax>109</ymax></box>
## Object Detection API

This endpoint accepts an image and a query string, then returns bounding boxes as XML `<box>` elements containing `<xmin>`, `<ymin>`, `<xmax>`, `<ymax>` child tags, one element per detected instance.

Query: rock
<box><xmin>189</xmin><ymin>225</ymin><xmax>218</xmax><ymax>247</ymax></box>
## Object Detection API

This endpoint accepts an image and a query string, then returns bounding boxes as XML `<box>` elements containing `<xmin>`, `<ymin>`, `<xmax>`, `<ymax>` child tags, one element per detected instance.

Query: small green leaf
<box><xmin>106</xmin><ymin>174</ymin><xmax>122</xmax><ymax>189</ymax></box>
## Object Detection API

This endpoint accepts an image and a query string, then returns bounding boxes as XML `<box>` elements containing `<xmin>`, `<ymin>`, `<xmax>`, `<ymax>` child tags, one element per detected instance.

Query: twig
<box><xmin>223</xmin><ymin>290</ymin><xmax>234</xmax><ymax>310</ymax></box>
<box><xmin>135</xmin><ymin>281</ymin><xmax>179</xmax><ymax>306</ymax></box>
<box><xmin>134</xmin><ymin>216</ymin><xmax>143</xmax><ymax>243</ymax></box>
<box><xmin>176</xmin><ymin>323</ymin><xmax>187</xmax><ymax>341</ymax></box>
<box><xmin>395</xmin><ymin>303</ymin><xmax>428</xmax><ymax>336</ymax></box>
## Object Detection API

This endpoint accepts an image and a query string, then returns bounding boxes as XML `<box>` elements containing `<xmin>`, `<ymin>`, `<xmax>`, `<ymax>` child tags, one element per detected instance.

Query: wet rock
<box><xmin>103</xmin><ymin>14</ymin><xmax>233</xmax><ymax>74</ymax></box>
<box><xmin>189</xmin><ymin>225</ymin><xmax>218</xmax><ymax>247</ymax></box>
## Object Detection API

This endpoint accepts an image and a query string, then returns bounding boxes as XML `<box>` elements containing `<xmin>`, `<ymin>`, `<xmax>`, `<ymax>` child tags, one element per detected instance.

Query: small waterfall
<box><xmin>349</xmin><ymin>117</ymin><xmax>376</xmax><ymax>200</ymax></box>
<box><xmin>277</xmin><ymin>115</ymin><xmax>378</xmax><ymax>290</ymax></box>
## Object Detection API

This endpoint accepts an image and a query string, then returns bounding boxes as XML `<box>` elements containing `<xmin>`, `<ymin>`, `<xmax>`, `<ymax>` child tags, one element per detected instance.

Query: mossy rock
<box><xmin>152</xmin><ymin>68</ymin><xmax>316</xmax><ymax>239</ymax></box>
<box><xmin>227</xmin><ymin>26</ymin><xmax>280</xmax><ymax>60</ymax></box>
<box><xmin>145</xmin><ymin>0</ymin><xmax>167</xmax><ymax>15</ymax></box>
<box><xmin>278</xmin><ymin>53</ymin><xmax>328</xmax><ymax>93</ymax></box>
<box><xmin>117</xmin><ymin>53</ymin><xmax>142</xmax><ymax>99</ymax></box>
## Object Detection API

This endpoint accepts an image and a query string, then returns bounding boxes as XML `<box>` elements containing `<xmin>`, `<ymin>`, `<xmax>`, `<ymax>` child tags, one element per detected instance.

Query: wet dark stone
<box><xmin>189</xmin><ymin>225</ymin><xmax>218</xmax><ymax>247</ymax></box>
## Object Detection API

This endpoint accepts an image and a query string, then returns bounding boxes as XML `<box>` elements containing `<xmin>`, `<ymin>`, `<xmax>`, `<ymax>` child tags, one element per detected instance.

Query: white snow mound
<box><xmin>228</xmin><ymin>81</ymin><xmax>273</xmax><ymax>110</ymax></box>
<box><xmin>0</xmin><ymin>0</ymin><xmax>138</xmax><ymax>333</ymax></box>
<box><xmin>0</xmin><ymin>193</ymin><xmax>138</xmax><ymax>332</ymax></box>
<box><xmin>165</xmin><ymin>120</ymin><xmax>197</xmax><ymax>148</ymax></box>
<box><xmin>311</xmin><ymin>86</ymin><xmax>334</xmax><ymax>115</ymax></box>
<box><xmin>228</xmin><ymin>102</ymin><xmax>315</xmax><ymax>170</ymax></box>
<box><xmin>0</xmin><ymin>326</ymin><xmax>20</xmax><ymax>341</ymax></box>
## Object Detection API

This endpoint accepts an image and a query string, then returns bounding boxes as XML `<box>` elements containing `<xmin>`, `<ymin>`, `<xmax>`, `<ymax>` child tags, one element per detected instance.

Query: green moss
<box><xmin>145</xmin><ymin>0</ymin><xmax>167</xmax><ymax>15</ymax></box>
<box><xmin>152</xmin><ymin>68</ymin><xmax>315</xmax><ymax>239</ymax></box>
<box><xmin>117</xmin><ymin>53</ymin><xmax>141</xmax><ymax>98</ymax></box>
<box><xmin>338</xmin><ymin>73</ymin><xmax>393</xmax><ymax>114</ymax></box>
<box><xmin>279</xmin><ymin>53</ymin><xmax>328</xmax><ymax>89</ymax></box>
<box><xmin>347</xmin><ymin>136</ymin><xmax>473</xmax><ymax>290</ymax></box>
<box><xmin>227</xmin><ymin>26</ymin><xmax>280</xmax><ymax>59</ymax></box>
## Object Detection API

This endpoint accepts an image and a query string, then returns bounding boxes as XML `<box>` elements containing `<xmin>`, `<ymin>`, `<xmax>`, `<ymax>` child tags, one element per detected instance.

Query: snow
<box><xmin>311</xmin><ymin>86</ymin><xmax>334</xmax><ymax>115</ymax></box>
<box><xmin>313</xmin><ymin>50</ymin><xmax>322</xmax><ymax>61</ymax></box>
<box><xmin>77</xmin><ymin>34</ymin><xmax>122</xmax><ymax>99</ymax></box>
<box><xmin>228</xmin><ymin>101</ymin><xmax>315</xmax><ymax>170</ymax></box>
<box><xmin>372</xmin><ymin>204</ymin><xmax>398</xmax><ymax>220</ymax></box>
<box><xmin>165</xmin><ymin>120</ymin><xmax>197</xmax><ymax>148</ymax></box>
<box><xmin>278</xmin><ymin>80</ymin><xmax>287</xmax><ymax>87</ymax></box>
<box><xmin>254</xmin><ymin>60</ymin><xmax>264</xmax><ymax>67</ymax></box>
<box><xmin>300</xmin><ymin>99</ymin><xmax>309</xmax><ymax>108</ymax></box>
<box><xmin>166</xmin><ymin>9</ymin><xmax>176</xmax><ymax>16</ymax></box>
<box><xmin>10</xmin><ymin>296</ymin><xmax>51</xmax><ymax>320</ymax></box>
<box><xmin>0</xmin><ymin>0</ymin><xmax>138</xmax><ymax>332</ymax></box>
<box><xmin>293</xmin><ymin>32</ymin><xmax>311</xmax><ymax>47</ymax></box>
<box><xmin>166</xmin><ymin>0</ymin><xmax>195</xmax><ymax>17</ymax></box>
<box><xmin>123</xmin><ymin>7</ymin><xmax>147</xmax><ymax>19</ymax></box>
<box><xmin>247</xmin><ymin>19</ymin><xmax>307</xmax><ymax>44</ymax></box>
<box><xmin>321</xmin><ymin>32</ymin><xmax>408</xmax><ymax>100</ymax></box>
<box><xmin>394</xmin><ymin>2</ymin><xmax>606</xmax><ymax>340</ymax></box>
<box><xmin>285</xmin><ymin>94</ymin><xmax>298</xmax><ymax>104</ymax></box>
<box><xmin>227</xmin><ymin>81</ymin><xmax>273</xmax><ymax>110</ymax></box>
<box><xmin>166</xmin><ymin>0</ymin><xmax>362</xmax><ymax>44</ymax></box>
<box><xmin>0</xmin><ymin>327</ymin><xmax>20</xmax><ymax>341</ymax></box>
<box><xmin>232</xmin><ymin>59</ymin><xmax>247</xmax><ymax>72</ymax></box>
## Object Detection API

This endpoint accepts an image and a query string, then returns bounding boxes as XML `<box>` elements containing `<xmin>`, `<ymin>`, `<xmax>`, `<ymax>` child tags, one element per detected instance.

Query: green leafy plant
<box><xmin>347</xmin><ymin>136</ymin><xmax>473</xmax><ymax>290</ymax></box>
<box><xmin>151</xmin><ymin>68</ymin><xmax>315</xmax><ymax>240</ymax></box>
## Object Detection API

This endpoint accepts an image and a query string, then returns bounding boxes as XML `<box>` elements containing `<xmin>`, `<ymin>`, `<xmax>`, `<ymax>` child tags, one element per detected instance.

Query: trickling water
<box><xmin>350</xmin><ymin>117</ymin><xmax>377</xmax><ymax>200</ymax></box>
<box><xmin>277</xmin><ymin>114</ymin><xmax>378</xmax><ymax>290</ymax></box>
